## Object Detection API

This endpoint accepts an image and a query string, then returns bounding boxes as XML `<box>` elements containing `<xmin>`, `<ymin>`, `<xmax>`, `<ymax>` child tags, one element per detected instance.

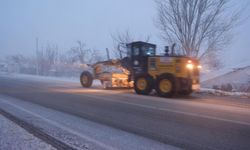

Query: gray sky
<box><xmin>0</xmin><ymin>0</ymin><xmax>249</xmax><ymax>67</ymax></box>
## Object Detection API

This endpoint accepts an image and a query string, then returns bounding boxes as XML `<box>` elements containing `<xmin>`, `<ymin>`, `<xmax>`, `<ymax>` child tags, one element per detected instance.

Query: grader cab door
<box><xmin>126</xmin><ymin>41</ymin><xmax>156</xmax><ymax>76</ymax></box>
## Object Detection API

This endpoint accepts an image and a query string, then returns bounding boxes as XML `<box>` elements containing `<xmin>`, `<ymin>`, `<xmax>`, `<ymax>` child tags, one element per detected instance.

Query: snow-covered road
<box><xmin>0</xmin><ymin>73</ymin><xmax>250</xmax><ymax>150</ymax></box>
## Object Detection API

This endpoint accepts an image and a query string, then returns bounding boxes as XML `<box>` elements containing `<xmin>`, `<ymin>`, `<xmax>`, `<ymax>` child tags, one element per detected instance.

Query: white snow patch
<box><xmin>0</xmin><ymin>115</ymin><xmax>56</xmax><ymax>150</ymax></box>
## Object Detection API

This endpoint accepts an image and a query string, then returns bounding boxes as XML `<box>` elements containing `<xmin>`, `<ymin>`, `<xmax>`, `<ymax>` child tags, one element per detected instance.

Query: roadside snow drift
<box><xmin>201</xmin><ymin>66</ymin><xmax>250</xmax><ymax>93</ymax></box>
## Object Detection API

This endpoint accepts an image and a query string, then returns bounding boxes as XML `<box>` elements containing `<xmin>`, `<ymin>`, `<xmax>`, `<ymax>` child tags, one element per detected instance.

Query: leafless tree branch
<box><xmin>155</xmin><ymin>0</ymin><xmax>244</xmax><ymax>68</ymax></box>
<box><xmin>111</xmin><ymin>30</ymin><xmax>151</xmax><ymax>59</ymax></box>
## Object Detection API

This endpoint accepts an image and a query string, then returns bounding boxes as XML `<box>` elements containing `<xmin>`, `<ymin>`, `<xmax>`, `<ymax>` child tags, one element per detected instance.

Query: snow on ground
<box><xmin>0</xmin><ymin>95</ymin><xmax>180</xmax><ymax>150</ymax></box>
<box><xmin>0</xmin><ymin>71</ymin><xmax>101</xmax><ymax>86</ymax></box>
<box><xmin>199</xmin><ymin>88</ymin><xmax>250</xmax><ymax>98</ymax></box>
<box><xmin>0</xmin><ymin>72</ymin><xmax>79</xmax><ymax>83</ymax></box>
<box><xmin>202</xmin><ymin>66</ymin><xmax>250</xmax><ymax>85</ymax></box>
<box><xmin>201</xmin><ymin>59</ymin><xmax>250</xmax><ymax>82</ymax></box>
<box><xmin>0</xmin><ymin>114</ymin><xmax>56</xmax><ymax>150</ymax></box>
<box><xmin>201</xmin><ymin>66</ymin><xmax>250</xmax><ymax>92</ymax></box>
<box><xmin>200</xmin><ymin>59</ymin><xmax>250</xmax><ymax>94</ymax></box>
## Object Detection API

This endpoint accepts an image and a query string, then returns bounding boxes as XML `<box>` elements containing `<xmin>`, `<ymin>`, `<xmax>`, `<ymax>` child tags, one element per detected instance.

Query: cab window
<box><xmin>133</xmin><ymin>46</ymin><xmax>140</xmax><ymax>56</ymax></box>
<box><xmin>142</xmin><ymin>46</ymin><xmax>155</xmax><ymax>56</ymax></box>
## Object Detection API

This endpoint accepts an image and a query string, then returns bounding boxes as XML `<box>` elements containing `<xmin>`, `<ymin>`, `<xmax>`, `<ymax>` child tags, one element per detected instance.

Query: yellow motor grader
<box><xmin>80</xmin><ymin>41</ymin><xmax>201</xmax><ymax>97</ymax></box>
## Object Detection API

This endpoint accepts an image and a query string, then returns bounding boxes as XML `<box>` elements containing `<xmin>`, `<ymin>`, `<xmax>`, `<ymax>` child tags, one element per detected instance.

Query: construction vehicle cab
<box><xmin>126</xmin><ymin>41</ymin><xmax>156</xmax><ymax>76</ymax></box>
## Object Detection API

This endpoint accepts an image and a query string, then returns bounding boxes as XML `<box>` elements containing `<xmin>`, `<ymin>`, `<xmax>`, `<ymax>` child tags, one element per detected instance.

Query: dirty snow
<box><xmin>0</xmin><ymin>114</ymin><xmax>56</xmax><ymax>150</ymax></box>
<box><xmin>0</xmin><ymin>95</ymin><xmax>180</xmax><ymax>150</ymax></box>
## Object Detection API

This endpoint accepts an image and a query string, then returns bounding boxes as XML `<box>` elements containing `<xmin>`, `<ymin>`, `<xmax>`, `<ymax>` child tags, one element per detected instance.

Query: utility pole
<box><xmin>106</xmin><ymin>48</ymin><xmax>110</xmax><ymax>60</ymax></box>
<box><xmin>118</xmin><ymin>45</ymin><xmax>122</xmax><ymax>59</ymax></box>
<box><xmin>36</xmin><ymin>38</ymin><xmax>39</xmax><ymax>75</ymax></box>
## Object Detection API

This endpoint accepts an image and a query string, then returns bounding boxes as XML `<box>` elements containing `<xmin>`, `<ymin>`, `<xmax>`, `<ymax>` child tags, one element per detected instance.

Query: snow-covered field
<box><xmin>0</xmin><ymin>71</ymin><xmax>79</xmax><ymax>83</ymax></box>
<box><xmin>0</xmin><ymin>95</ymin><xmax>180</xmax><ymax>150</ymax></box>
<box><xmin>0</xmin><ymin>71</ymin><xmax>102</xmax><ymax>87</ymax></box>
<box><xmin>201</xmin><ymin>60</ymin><xmax>250</xmax><ymax>82</ymax></box>
<box><xmin>201</xmin><ymin>66</ymin><xmax>250</xmax><ymax>93</ymax></box>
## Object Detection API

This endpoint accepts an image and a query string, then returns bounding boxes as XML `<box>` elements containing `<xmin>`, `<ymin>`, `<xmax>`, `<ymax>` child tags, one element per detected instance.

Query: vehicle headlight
<box><xmin>186</xmin><ymin>64</ymin><xmax>194</xmax><ymax>70</ymax></box>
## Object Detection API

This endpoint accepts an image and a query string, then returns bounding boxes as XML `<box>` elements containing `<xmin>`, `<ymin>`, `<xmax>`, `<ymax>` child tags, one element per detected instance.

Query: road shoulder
<box><xmin>0</xmin><ymin>114</ymin><xmax>56</xmax><ymax>150</ymax></box>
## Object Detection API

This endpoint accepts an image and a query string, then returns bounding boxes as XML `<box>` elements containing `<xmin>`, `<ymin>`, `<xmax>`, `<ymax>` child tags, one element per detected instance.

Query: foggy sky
<box><xmin>0</xmin><ymin>0</ymin><xmax>249</xmax><ymax>67</ymax></box>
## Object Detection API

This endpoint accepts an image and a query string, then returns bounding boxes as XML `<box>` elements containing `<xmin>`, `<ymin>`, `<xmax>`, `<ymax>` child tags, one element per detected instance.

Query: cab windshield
<box><xmin>142</xmin><ymin>46</ymin><xmax>156</xmax><ymax>56</ymax></box>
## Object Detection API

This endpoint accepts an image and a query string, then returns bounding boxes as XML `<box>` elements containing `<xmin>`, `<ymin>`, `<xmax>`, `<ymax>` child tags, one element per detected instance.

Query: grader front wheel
<box><xmin>80</xmin><ymin>71</ymin><xmax>93</xmax><ymax>88</ymax></box>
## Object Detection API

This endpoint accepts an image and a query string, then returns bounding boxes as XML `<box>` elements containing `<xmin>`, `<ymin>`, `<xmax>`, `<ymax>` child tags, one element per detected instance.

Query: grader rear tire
<box><xmin>155</xmin><ymin>74</ymin><xmax>175</xmax><ymax>98</ymax></box>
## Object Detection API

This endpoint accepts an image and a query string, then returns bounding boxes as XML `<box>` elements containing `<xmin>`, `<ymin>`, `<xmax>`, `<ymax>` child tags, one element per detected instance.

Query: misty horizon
<box><xmin>1</xmin><ymin>0</ymin><xmax>250</xmax><ymax>67</ymax></box>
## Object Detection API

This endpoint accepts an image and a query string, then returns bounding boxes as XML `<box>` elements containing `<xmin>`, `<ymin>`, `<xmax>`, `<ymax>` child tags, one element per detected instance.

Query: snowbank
<box><xmin>201</xmin><ymin>66</ymin><xmax>250</xmax><ymax>93</ymax></box>
<box><xmin>199</xmin><ymin>88</ymin><xmax>250</xmax><ymax>98</ymax></box>
<box><xmin>201</xmin><ymin>60</ymin><xmax>250</xmax><ymax>82</ymax></box>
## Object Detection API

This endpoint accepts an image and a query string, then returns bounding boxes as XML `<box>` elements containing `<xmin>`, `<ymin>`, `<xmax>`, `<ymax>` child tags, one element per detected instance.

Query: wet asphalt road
<box><xmin>0</xmin><ymin>74</ymin><xmax>250</xmax><ymax>150</ymax></box>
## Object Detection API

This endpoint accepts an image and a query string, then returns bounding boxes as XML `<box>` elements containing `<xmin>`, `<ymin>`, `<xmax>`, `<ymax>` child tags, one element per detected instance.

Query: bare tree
<box><xmin>8</xmin><ymin>54</ymin><xmax>26</xmax><ymax>65</ymax></box>
<box><xmin>36</xmin><ymin>44</ymin><xmax>58</xmax><ymax>75</ymax></box>
<box><xmin>111</xmin><ymin>30</ymin><xmax>134</xmax><ymax>59</ymax></box>
<box><xmin>68</xmin><ymin>41</ymin><xmax>104</xmax><ymax>64</ymax></box>
<box><xmin>111</xmin><ymin>30</ymin><xmax>151</xmax><ymax>59</ymax></box>
<box><xmin>68</xmin><ymin>41</ymin><xmax>91</xmax><ymax>64</ymax></box>
<box><xmin>46</xmin><ymin>44</ymin><xmax>58</xmax><ymax>67</ymax></box>
<box><xmin>88</xmin><ymin>49</ymin><xmax>104</xmax><ymax>63</ymax></box>
<box><xmin>6</xmin><ymin>54</ymin><xmax>26</xmax><ymax>73</ymax></box>
<box><xmin>155</xmin><ymin>0</ymin><xmax>243</xmax><ymax>68</ymax></box>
